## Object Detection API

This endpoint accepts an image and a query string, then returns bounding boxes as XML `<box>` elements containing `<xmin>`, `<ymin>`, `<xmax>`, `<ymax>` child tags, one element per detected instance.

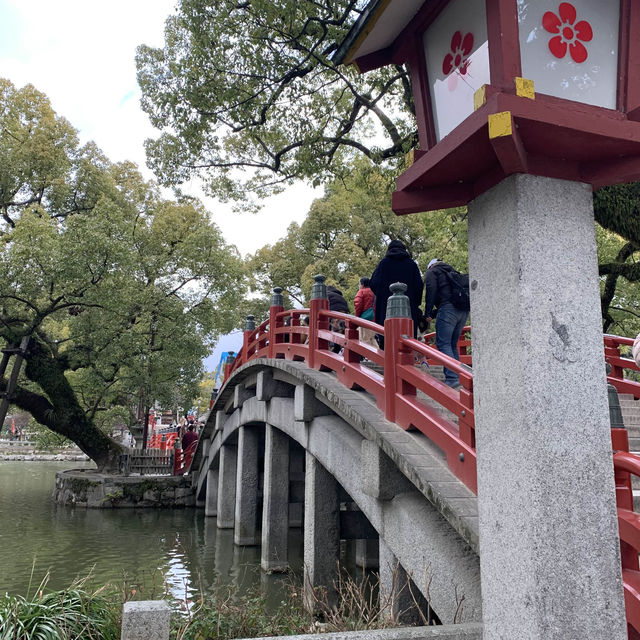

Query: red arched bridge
<box><xmin>192</xmin><ymin>278</ymin><xmax>640</xmax><ymax>637</ymax></box>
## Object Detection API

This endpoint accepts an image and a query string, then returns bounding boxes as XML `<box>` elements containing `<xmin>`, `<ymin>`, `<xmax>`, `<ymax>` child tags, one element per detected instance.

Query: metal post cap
<box><xmin>244</xmin><ymin>315</ymin><xmax>256</xmax><ymax>331</ymax></box>
<box><xmin>311</xmin><ymin>274</ymin><xmax>328</xmax><ymax>300</ymax></box>
<box><xmin>271</xmin><ymin>287</ymin><xmax>284</xmax><ymax>307</ymax></box>
<box><xmin>607</xmin><ymin>383</ymin><xmax>625</xmax><ymax>429</ymax></box>
<box><xmin>386</xmin><ymin>282</ymin><xmax>411</xmax><ymax>318</ymax></box>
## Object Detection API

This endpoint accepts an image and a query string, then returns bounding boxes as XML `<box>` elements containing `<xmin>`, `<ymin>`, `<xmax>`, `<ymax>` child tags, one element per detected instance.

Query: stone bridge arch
<box><xmin>192</xmin><ymin>359</ymin><xmax>481</xmax><ymax>624</ymax></box>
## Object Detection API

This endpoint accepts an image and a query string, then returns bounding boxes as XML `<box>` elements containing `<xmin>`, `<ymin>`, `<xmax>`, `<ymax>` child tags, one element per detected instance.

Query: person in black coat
<box><xmin>326</xmin><ymin>285</ymin><xmax>349</xmax><ymax>314</ymax></box>
<box><xmin>370</xmin><ymin>240</ymin><xmax>424</xmax><ymax>345</ymax></box>
<box><xmin>326</xmin><ymin>285</ymin><xmax>349</xmax><ymax>353</ymax></box>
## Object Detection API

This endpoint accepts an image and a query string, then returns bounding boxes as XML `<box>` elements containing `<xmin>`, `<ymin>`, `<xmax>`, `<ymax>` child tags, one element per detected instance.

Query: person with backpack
<box><xmin>424</xmin><ymin>258</ymin><xmax>470</xmax><ymax>389</ymax></box>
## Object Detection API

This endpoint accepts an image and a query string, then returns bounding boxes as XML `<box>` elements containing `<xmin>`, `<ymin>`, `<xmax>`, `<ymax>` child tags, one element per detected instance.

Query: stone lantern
<box><xmin>337</xmin><ymin>3</ymin><xmax>636</xmax><ymax>639</ymax></box>
<box><xmin>336</xmin><ymin>0</ymin><xmax>640</xmax><ymax>213</ymax></box>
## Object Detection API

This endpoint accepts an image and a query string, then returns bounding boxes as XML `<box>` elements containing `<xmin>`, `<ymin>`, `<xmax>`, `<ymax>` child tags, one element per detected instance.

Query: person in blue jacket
<box><xmin>370</xmin><ymin>240</ymin><xmax>424</xmax><ymax>348</ymax></box>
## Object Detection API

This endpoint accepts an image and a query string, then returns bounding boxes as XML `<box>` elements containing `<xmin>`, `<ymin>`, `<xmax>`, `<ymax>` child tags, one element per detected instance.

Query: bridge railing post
<box><xmin>243</xmin><ymin>315</ymin><xmax>256</xmax><ymax>363</ymax></box>
<box><xmin>608</xmin><ymin>377</ymin><xmax>638</xmax><ymax>576</ymax></box>
<box><xmin>309</xmin><ymin>275</ymin><xmax>329</xmax><ymax>370</ymax></box>
<box><xmin>268</xmin><ymin>288</ymin><xmax>285</xmax><ymax>358</ymax></box>
<box><xmin>383</xmin><ymin>283</ymin><xmax>414</xmax><ymax>423</ymax></box>
<box><xmin>172</xmin><ymin>440</ymin><xmax>182</xmax><ymax>476</ymax></box>
<box><xmin>604</xmin><ymin>336</ymin><xmax>625</xmax><ymax>382</ymax></box>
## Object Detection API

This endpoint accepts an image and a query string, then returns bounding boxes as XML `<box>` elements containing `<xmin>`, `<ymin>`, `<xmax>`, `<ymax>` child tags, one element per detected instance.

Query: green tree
<box><xmin>594</xmin><ymin>184</ymin><xmax>640</xmax><ymax>334</ymax></box>
<box><xmin>247</xmin><ymin>159</ymin><xmax>468</xmax><ymax>308</ymax></box>
<box><xmin>136</xmin><ymin>0</ymin><xmax>414</xmax><ymax>207</ymax></box>
<box><xmin>0</xmin><ymin>79</ymin><xmax>245</xmax><ymax>470</ymax></box>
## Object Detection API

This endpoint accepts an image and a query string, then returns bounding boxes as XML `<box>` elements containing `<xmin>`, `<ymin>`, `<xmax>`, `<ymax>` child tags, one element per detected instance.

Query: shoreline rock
<box><xmin>0</xmin><ymin>453</ymin><xmax>90</xmax><ymax>462</ymax></box>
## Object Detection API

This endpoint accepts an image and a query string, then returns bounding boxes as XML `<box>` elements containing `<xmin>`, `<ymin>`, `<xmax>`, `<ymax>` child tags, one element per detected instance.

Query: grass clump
<box><xmin>0</xmin><ymin>574</ymin><xmax>120</xmax><ymax>640</ymax></box>
<box><xmin>172</xmin><ymin>569</ymin><xmax>413</xmax><ymax>640</ymax></box>
<box><xmin>171</xmin><ymin>584</ymin><xmax>309</xmax><ymax>640</ymax></box>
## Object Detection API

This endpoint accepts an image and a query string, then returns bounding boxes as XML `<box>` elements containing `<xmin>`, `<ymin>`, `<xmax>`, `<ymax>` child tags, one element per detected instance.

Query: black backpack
<box><xmin>443</xmin><ymin>269</ymin><xmax>470</xmax><ymax>312</ymax></box>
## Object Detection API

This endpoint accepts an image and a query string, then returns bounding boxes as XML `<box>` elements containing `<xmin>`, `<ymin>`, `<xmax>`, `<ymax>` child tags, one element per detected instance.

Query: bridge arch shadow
<box><xmin>192</xmin><ymin>359</ymin><xmax>482</xmax><ymax>624</ymax></box>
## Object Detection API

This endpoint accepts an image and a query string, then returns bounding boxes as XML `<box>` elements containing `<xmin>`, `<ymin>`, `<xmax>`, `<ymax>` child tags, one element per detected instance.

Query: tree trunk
<box><xmin>5</xmin><ymin>339</ymin><xmax>123</xmax><ymax>471</ymax></box>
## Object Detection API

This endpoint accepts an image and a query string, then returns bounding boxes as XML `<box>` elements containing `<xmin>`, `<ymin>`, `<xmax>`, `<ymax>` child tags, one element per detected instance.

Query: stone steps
<box><xmin>619</xmin><ymin>393</ymin><xmax>640</xmax><ymax>453</ymax></box>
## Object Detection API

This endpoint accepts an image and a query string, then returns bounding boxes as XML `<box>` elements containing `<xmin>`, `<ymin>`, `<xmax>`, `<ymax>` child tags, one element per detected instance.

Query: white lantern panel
<box><xmin>518</xmin><ymin>0</ymin><xmax>619</xmax><ymax>109</ymax></box>
<box><xmin>424</xmin><ymin>0</ymin><xmax>490</xmax><ymax>142</ymax></box>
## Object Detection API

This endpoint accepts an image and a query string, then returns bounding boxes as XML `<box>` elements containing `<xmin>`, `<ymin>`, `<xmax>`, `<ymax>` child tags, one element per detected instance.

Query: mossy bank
<box><xmin>54</xmin><ymin>469</ymin><xmax>195</xmax><ymax>508</ymax></box>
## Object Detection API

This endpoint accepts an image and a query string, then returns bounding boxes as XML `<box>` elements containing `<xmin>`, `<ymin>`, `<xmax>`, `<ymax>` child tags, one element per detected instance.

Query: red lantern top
<box><xmin>335</xmin><ymin>0</ymin><xmax>640</xmax><ymax>214</ymax></box>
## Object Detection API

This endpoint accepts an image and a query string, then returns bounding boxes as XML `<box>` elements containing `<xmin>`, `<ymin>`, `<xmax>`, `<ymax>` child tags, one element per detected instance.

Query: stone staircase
<box><xmin>614</xmin><ymin>394</ymin><xmax>640</xmax><ymax>509</ymax></box>
<box><xmin>620</xmin><ymin>393</ymin><xmax>640</xmax><ymax>452</ymax></box>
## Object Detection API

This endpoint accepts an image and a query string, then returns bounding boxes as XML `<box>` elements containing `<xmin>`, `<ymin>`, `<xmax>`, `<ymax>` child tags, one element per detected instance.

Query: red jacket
<box><xmin>354</xmin><ymin>287</ymin><xmax>375</xmax><ymax>317</ymax></box>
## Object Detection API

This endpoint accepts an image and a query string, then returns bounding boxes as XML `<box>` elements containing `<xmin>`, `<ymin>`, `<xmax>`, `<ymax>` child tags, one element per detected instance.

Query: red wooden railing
<box><xmin>222</xmin><ymin>291</ymin><xmax>640</xmax><ymax>636</ymax></box>
<box><xmin>173</xmin><ymin>439</ymin><xmax>198</xmax><ymax>476</ymax></box>
<box><xmin>147</xmin><ymin>432</ymin><xmax>179</xmax><ymax>450</ymax></box>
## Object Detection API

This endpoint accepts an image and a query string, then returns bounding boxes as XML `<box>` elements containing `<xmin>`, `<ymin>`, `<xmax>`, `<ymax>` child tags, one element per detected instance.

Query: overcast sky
<box><xmin>0</xmin><ymin>0</ymin><xmax>320</xmax><ymax>257</ymax></box>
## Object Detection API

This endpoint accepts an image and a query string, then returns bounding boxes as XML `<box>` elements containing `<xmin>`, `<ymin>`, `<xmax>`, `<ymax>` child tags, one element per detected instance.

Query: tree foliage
<box><xmin>136</xmin><ymin>0</ymin><xmax>415</xmax><ymax>207</ymax></box>
<box><xmin>0</xmin><ymin>78</ymin><xmax>245</xmax><ymax>470</ymax></box>
<box><xmin>248</xmin><ymin>159</ymin><xmax>468</xmax><ymax>309</ymax></box>
<box><xmin>593</xmin><ymin>184</ymin><xmax>640</xmax><ymax>335</ymax></box>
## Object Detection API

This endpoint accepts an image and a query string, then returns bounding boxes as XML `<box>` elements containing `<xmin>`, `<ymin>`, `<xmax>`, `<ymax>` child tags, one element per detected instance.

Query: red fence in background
<box><xmin>147</xmin><ymin>432</ymin><xmax>179</xmax><ymax>450</ymax></box>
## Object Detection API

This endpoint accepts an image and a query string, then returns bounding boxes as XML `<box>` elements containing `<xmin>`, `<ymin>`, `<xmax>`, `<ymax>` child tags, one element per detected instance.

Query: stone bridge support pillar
<box><xmin>205</xmin><ymin>467</ymin><xmax>218</xmax><ymax>517</ymax></box>
<box><xmin>289</xmin><ymin>444</ymin><xmax>305</xmax><ymax>528</ymax></box>
<box><xmin>303</xmin><ymin>452</ymin><xmax>340</xmax><ymax>612</ymax></box>
<box><xmin>261</xmin><ymin>424</ymin><xmax>290</xmax><ymax>572</ymax></box>
<box><xmin>234</xmin><ymin>426</ymin><xmax>260</xmax><ymax>546</ymax></box>
<box><xmin>216</xmin><ymin>442</ymin><xmax>237</xmax><ymax>529</ymax></box>
<box><xmin>468</xmin><ymin>174</ymin><xmax>626</xmax><ymax>640</ymax></box>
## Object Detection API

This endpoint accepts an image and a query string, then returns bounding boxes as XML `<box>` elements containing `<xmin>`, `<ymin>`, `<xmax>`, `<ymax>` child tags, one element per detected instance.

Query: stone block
<box><xmin>215</xmin><ymin>410</ymin><xmax>226</xmax><ymax>432</ymax></box>
<box><xmin>294</xmin><ymin>384</ymin><xmax>332</xmax><ymax>422</ymax></box>
<box><xmin>257</xmin><ymin>369</ymin><xmax>295</xmax><ymax>401</ymax></box>
<box><xmin>121</xmin><ymin>600</ymin><xmax>171</xmax><ymax>640</ymax></box>
<box><xmin>234</xmin><ymin>384</ymin><xmax>253</xmax><ymax>409</ymax></box>
<box><xmin>143</xmin><ymin>490</ymin><xmax>160</xmax><ymax>503</ymax></box>
<box><xmin>360</xmin><ymin>440</ymin><xmax>411</xmax><ymax>500</ymax></box>
<box><xmin>243</xmin><ymin>624</ymin><xmax>483</xmax><ymax>640</ymax></box>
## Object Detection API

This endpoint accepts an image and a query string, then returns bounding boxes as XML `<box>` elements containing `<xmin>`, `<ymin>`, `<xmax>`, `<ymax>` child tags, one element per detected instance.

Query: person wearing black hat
<box><xmin>370</xmin><ymin>240</ymin><xmax>423</xmax><ymax>348</ymax></box>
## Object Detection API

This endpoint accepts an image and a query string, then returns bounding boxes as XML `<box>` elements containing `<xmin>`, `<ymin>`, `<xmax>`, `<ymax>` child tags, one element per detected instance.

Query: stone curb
<box><xmin>232</xmin><ymin>623</ymin><xmax>483</xmax><ymax>640</ymax></box>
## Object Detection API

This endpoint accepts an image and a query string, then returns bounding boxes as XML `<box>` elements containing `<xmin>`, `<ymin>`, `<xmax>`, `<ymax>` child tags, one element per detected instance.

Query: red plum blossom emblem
<box><xmin>542</xmin><ymin>2</ymin><xmax>593</xmax><ymax>63</ymax></box>
<box><xmin>442</xmin><ymin>31</ymin><xmax>474</xmax><ymax>77</ymax></box>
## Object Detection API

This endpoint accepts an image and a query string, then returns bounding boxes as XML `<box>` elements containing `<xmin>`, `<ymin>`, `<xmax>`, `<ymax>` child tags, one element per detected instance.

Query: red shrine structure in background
<box><xmin>334</xmin><ymin>0</ymin><xmax>640</xmax><ymax>213</ymax></box>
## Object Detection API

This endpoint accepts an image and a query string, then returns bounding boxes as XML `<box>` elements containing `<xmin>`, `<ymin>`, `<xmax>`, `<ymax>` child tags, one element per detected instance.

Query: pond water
<box><xmin>0</xmin><ymin>461</ymin><xmax>303</xmax><ymax>606</ymax></box>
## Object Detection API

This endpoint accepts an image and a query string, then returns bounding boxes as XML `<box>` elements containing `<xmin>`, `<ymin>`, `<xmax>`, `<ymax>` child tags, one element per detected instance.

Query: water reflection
<box><xmin>0</xmin><ymin>462</ymin><xmax>302</xmax><ymax>607</ymax></box>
